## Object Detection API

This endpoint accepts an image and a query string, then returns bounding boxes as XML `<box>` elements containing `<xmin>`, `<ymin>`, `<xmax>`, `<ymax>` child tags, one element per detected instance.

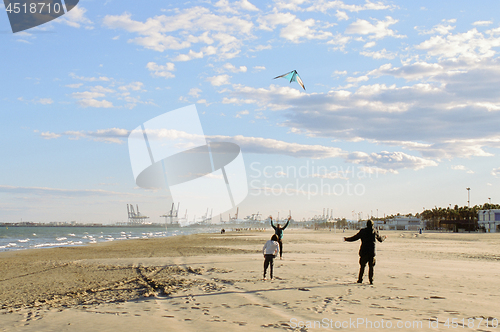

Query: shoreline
<box><xmin>1</xmin><ymin>229</ymin><xmax>500</xmax><ymax>331</ymax></box>
<box><xmin>1</xmin><ymin>224</ymin><xmax>493</xmax><ymax>254</ymax></box>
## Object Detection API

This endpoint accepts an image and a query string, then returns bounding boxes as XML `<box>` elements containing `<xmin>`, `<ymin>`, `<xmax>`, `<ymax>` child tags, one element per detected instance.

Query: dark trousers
<box><xmin>278</xmin><ymin>239</ymin><xmax>283</xmax><ymax>258</ymax></box>
<box><xmin>358</xmin><ymin>255</ymin><xmax>376</xmax><ymax>283</ymax></box>
<box><xmin>263</xmin><ymin>254</ymin><xmax>275</xmax><ymax>278</ymax></box>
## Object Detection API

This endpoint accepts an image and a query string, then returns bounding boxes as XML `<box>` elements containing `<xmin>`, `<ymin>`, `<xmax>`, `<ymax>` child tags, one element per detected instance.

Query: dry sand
<box><xmin>1</xmin><ymin>229</ymin><xmax>500</xmax><ymax>331</ymax></box>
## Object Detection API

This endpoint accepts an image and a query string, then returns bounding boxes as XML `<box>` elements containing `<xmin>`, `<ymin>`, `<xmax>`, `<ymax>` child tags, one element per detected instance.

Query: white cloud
<box><xmin>188</xmin><ymin>88</ymin><xmax>202</xmax><ymax>98</ymax></box>
<box><xmin>306</xmin><ymin>0</ymin><xmax>396</xmax><ymax>13</ymax></box>
<box><xmin>222</xmin><ymin>97</ymin><xmax>256</xmax><ymax>105</ymax></box>
<box><xmin>216</xmin><ymin>0</ymin><xmax>259</xmax><ymax>12</ymax></box>
<box><xmin>280</xmin><ymin>18</ymin><xmax>332</xmax><ymax>42</ymax></box>
<box><xmin>146</xmin><ymin>62</ymin><xmax>175</xmax><ymax>78</ymax></box>
<box><xmin>253</xmin><ymin>66</ymin><xmax>266</xmax><ymax>71</ymax></box>
<box><xmin>36</xmin><ymin>125</ymin><xmax>435</xmax><ymax>171</ymax></box>
<box><xmin>259</xmin><ymin>13</ymin><xmax>332</xmax><ymax>43</ymax></box>
<box><xmin>332</xmin><ymin>70</ymin><xmax>347</xmax><ymax>76</ymax></box>
<box><xmin>57</xmin><ymin>6</ymin><xmax>93</xmax><ymax>29</ymax></box>
<box><xmin>327</xmin><ymin>32</ymin><xmax>351</xmax><ymax>51</ymax></box>
<box><xmin>211</xmin><ymin>134</ymin><xmax>345</xmax><ymax>159</ymax></box>
<box><xmin>77</xmin><ymin>99</ymin><xmax>114</xmax><ymax>108</ymax></box>
<box><xmin>196</xmin><ymin>99</ymin><xmax>209</xmax><ymax>105</ymax></box>
<box><xmin>345</xmin><ymin>16</ymin><xmax>405</xmax><ymax>40</ymax></box>
<box><xmin>235</xmin><ymin>110</ymin><xmax>249</xmax><ymax>118</ymax></box>
<box><xmin>102</xmin><ymin>8</ymin><xmax>253</xmax><ymax>59</ymax></box>
<box><xmin>71</xmin><ymin>89</ymin><xmax>114</xmax><ymax>108</ymax></box>
<box><xmin>40</xmin><ymin>128</ymin><xmax>128</xmax><ymax>143</ymax></box>
<box><xmin>363</xmin><ymin>41</ymin><xmax>376</xmax><ymax>48</ymax></box>
<box><xmin>223</xmin><ymin>67</ymin><xmax>500</xmax><ymax>160</ymax></box>
<box><xmin>346</xmin><ymin>75</ymin><xmax>369</xmax><ymax>83</ymax></box>
<box><xmin>451</xmin><ymin>165</ymin><xmax>466</xmax><ymax>171</ymax></box>
<box><xmin>207</xmin><ymin>74</ymin><xmax>231</xmax><ymax>86</ymax></box>
<box><xmin>345</xmin><ymin>151</ymin><xmax>437</xmax><ymax>172</ymax></box>
<box><xmin>451</xmin><ymin>165</ymin><xmax>474</xmax><ymax>173</ymax></box>
<box><xmin>119</xmin><ymin>82</ymin><xmax>144</xmax><ymax>91</ymax></box>
<box><xmin>368</xmin><ymin>62</ymin><xmax>444</xmax><ymax>81</ymax></box>
<box><xmin>67</xmin><ymin>77</ymin><xmax>146</xmax><ymax>109</ymax></box>
<box><xmin>19</xmin><ymin>97</ymin><xmax>54</xmax><ymax>105</ymax></box>
<box><xmin>273</xmin><ymin>0</ymin><xmax>308</xmax><ymax>11</ymax></box>
<box><xmin>215</xmin><ymin>0</ymin><xmax>239</xmax><ymax>14</ymax></box>
<box><xmin>240</xmin><ymin>0</ymin><xmax>259</xmax><ymax>11</ymax></box>
<box><xmin>360</xmin><ymin>48</ymin><xmax>397</xmax><ymax>59</ymax></box>
<box><xmin>222</xmin><ymin>63</ymin><xmax>248</xmax><ymax>73</ymax></box>
<box><xmin>416</xmin><ymin>28</ymin><xmax>500</xmax><ymax>60</ymax></box>
<box><xmin>36</xmin><ymin>98</ymin><xmax>53</xmax><ymax>105</ymax></box>
<box><xmin>72</xmin><ymin>91</ymin><xmax>106</xmax><ymax>99</ymax></box>
<box><xmin>90</xmin><ymin>86</ymin><xmax>115</xmax><ymax>94</ymax></box>
<box><xmin>492</xmin><ymin>167</ymin><xmax>500</xmax><ymax>177</ymax></box>
<box><xmin>473</xmin><ymin>21</ymin><xmax>493</xmax><ymax>26</ymax></box>
<box><xmin>66</xmin><ymin>83</ymin><xmax>84</xmax><ymax>88</ymax></box>
<box><xmin>70</xmin><ymin>73</ymin><xmax>111</xmax><ymax>82</ymax></box>
<box><xmin>312</xmin><ymin>172</ymin><xmax>349</xmax><ymax>180</ymax></box>
<box><xmin>251</xmin><ymin>44</ymin><xmax>272</xmax><ymax>52</ymax></box>
<box><xmin>335</xmin><ymin>10</ymin><xmax>349</xmax><ymax>21</ymax></box>
<box><xmin>173</xmin><ymin>50</ymin><xmax>204</xmax><ymax>62</ymax></box>
<box><xmin>40</xmin><ymin>131</ymin><xmax>61</xmax><ymax>139</ymax></box>
<box><xmin>0</xmin><ymin>185</ymin><xmax>131</xmax><ymax>197</ymax></box>
<box><xmin>417</xmin><ymin>22</ymin><xmax>456</xmax><ymax>35</ymax></box>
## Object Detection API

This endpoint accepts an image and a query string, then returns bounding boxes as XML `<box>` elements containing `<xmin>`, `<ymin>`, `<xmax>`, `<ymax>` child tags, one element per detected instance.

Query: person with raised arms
<box><xmin>270</xmin><ymin>215</ymin><xmax>291</xmax><ymax>260</ymax></box>
<box><xmin>344</xmin><ymin>220</ymin><xmax>387</xmax><ymax>285</ymax></box>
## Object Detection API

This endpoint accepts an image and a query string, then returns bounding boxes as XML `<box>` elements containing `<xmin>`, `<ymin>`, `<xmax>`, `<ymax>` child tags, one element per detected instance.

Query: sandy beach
<box><xmin>1</xmin><ymin>229</ymin><xmax>500</xmax><ymax>331</ymax></box>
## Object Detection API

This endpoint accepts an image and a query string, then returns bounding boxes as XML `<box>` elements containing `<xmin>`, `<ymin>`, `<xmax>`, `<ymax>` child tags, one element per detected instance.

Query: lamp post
<box><xmin>466</xmin><ymin>187</ymin><xmax>471</xmax><ymax>232</ymax></box>
<box><xmin>466</xmin><ymin>188</ymin><xmax>470</xmax><ymax>208</ymax></box>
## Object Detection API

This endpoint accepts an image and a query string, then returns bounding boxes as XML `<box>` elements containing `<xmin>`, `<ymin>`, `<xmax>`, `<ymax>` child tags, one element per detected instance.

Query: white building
<box><xmin>377</xmin><ymin>216</ymin><xmax>423</xmax><ymax>231</ymax></box>
<box><xmin>478</xmin><ymin>209</ymin><xmax>500</xmax><ymax>233</ymax></box>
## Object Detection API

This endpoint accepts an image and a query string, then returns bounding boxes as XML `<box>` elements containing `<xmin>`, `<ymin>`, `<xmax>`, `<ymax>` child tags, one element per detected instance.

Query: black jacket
<box><xmin>345</xmin><ymin>227</ymin><xmax>385</xmax><ymax>257</ymax></box>
<box><xmin>271</xmin><ymin>219</ymin><xmax>289</xmax><ymax>240</ymax></box>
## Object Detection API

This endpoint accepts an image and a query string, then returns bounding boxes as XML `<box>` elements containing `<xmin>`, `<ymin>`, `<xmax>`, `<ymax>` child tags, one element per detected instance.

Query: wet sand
<box><xmin>1</xmin><ymin>229</ymin><xmax>500</xmax><ymax>331</ymax></box>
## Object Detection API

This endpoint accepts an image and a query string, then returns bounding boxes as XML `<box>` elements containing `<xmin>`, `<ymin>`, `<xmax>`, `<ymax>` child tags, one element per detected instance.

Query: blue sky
<box><xmin>1</xmin><ymin>0</ymin><xmax>500</xmax><ymax>223</ymax></box>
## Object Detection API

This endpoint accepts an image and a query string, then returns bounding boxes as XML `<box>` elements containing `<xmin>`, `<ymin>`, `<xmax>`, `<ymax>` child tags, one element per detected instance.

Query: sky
<box><xmin>1</xmin><ymin>0</ymin><xmax>500</xmax><ymax>224</ymax></box>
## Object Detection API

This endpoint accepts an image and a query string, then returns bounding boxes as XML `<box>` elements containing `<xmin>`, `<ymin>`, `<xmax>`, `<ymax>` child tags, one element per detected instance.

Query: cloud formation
<box><xmin>36</xmin><ymin>127</ymin><xmax>436</xmax><ymax>172</ymax></box>
<box><xmin>0</xmin><ymin>185</ymin><xmax>131</xmax><ymax>197</ymax></box>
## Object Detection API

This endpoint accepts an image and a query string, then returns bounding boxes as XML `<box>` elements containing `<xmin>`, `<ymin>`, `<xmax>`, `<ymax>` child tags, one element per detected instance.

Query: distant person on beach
<box><xmin>344</xmin><ymin>220</ymin><xmax>386</xmax><ymax>285</ymax></box>
<box><xmin>263</xmin><ymin>234</ymin><xmax>280</xmax><ymax>280</ymax></box>
<box><xmin>270</xmin><ymin>215</ymin><xmax>291</xmax><ymax>259</ymax></box>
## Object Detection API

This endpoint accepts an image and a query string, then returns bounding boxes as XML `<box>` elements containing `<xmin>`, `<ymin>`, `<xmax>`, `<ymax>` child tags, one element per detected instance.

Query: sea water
<box><xmin>0</xmin><ymin>225</ymin><xmax>220</xmax><ymax>252</ymax></box>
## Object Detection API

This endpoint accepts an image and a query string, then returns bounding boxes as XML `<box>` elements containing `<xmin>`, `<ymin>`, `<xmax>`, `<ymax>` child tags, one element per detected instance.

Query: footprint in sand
<box><xmin>261</xmin><ymin>322</ymin><xmax>292</xmax><ymax>329</ymax></box>
<box><xmin>232</xmin><ymin>321</ymin><xmax>247</xmax><ymax>326</ymax></box>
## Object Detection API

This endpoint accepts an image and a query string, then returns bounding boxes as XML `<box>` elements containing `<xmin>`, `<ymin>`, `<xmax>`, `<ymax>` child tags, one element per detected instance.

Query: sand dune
<box><xmin>1</xmin><ymin>229</ymin><xmax>500</xmax><ymax>331</ymax></box>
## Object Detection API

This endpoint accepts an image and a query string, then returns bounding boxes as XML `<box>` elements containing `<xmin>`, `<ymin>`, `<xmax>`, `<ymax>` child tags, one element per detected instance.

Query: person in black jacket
<box><xmin>270</xmin><ymin>215</ymin><xmax>291</xmax><ymax>259</ymax></box>
<box><xmin>344</xmin><ymin>220</ymin><xmax>386</xmax><ymax>284</ymax></box>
